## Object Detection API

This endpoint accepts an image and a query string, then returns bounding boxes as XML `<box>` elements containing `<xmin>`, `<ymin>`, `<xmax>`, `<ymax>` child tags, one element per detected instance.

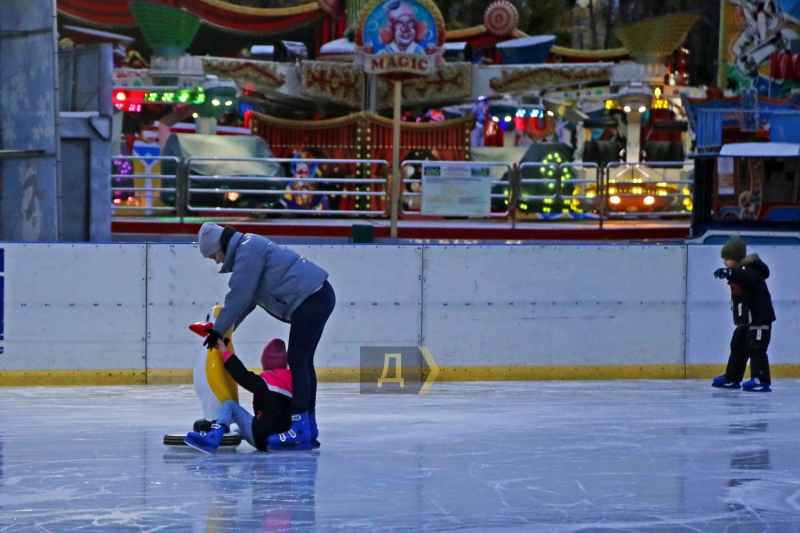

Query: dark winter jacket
<box><xmin>223</xmin><ymin>354</ymin><xmax>293</xmax><ymax>451</ymax></box>
<box><xmin>214</xmin><ymin>232</ymin><xmax>329</xmax><ymax>334</ymax></box>
<box><xmin>727</xmin><ymin>253</ymin><xmax>776</xmax><ymax>326</ymax></box>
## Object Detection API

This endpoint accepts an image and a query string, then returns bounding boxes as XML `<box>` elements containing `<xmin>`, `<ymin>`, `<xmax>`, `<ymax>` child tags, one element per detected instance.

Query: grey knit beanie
<box><xmin>198</xmin><ymin>222</ymin><xmax>224</xmax><ymax>258</ymax></box>
<box><xmin>721</xmin><ymin>235</ymin><xmax>747</xmax><ymax>262</ymax></box>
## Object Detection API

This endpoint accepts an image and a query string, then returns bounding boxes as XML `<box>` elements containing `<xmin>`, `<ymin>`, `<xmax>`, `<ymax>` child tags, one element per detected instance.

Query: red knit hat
<box><xmin>261</xmin><ymin>339</ymin><xmax>288</xmax><ymax>370</ymax></box>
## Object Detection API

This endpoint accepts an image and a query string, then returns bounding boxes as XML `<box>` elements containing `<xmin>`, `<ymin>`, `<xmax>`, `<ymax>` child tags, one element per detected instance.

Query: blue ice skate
<box><xmin>267</xmin><ymin>413</ymin><xmax>313</xmax><ymax>451</ymax></box>
<box><xmin>309</xmin><ymin>412</ymin><xmax>320</xmax><ymax>449</ymax></box>
<box><xmin>184</xmin><ymin>423</ymin><xmax>227</xmax><ymax>454</ymax></box>
<box><xmin>267</xmin><ymin>440</ymin><xmax>314</xmax><ymax>452</ymax></box>
<box><xmin>711</xmin><ymin>376</ymin><xmax>741</xmax><ymax>389</ymax></box>
<box><xmin>742</xmin><ymin>378</ymin><xmax>771</xmax><ymax>392</ymax></box>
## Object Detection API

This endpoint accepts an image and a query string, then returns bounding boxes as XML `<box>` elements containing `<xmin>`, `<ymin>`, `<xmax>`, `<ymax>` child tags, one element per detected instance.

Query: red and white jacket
<box><xmin>259</xmin><ymin>368</ymin><xmax>292</xmax><ymax>398</ymax></box>
<box><xmin>221</xmin><ymin>351</ymin><xmax>293</xmax><ymax>451</ymax></box>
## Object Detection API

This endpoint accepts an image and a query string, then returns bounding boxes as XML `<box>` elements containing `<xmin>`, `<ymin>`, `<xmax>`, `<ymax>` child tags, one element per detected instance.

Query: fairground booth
<box><xmin>52</xmin><ymin>0</ymin><xmax>800</xmax><ymax>237</ymax></box>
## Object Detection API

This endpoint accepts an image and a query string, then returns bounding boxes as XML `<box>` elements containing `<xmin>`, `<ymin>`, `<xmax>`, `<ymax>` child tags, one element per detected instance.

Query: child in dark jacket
<box><xmin>712</xmin><ymin>236</ymin><xmax>776</xmax><ymax>392</ymax></box>
<box><xmin>184</xmin><ymin>339</ymin><xmax>293</xmax><ymax>454</ymax></box>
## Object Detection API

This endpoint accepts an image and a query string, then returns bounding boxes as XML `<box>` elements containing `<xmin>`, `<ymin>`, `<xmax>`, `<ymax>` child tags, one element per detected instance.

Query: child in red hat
<box><xmin>184</xmin><ymin>339</ymin><xmax>294</xmax><ymax>453</ymax></box>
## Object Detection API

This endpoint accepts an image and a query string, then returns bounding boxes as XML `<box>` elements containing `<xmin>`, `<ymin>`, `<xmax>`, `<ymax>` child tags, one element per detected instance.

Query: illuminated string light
<box><xmin>114</xmin><ymin>88</ymin><xmax>209</xmax><ymax>106</ymax></box>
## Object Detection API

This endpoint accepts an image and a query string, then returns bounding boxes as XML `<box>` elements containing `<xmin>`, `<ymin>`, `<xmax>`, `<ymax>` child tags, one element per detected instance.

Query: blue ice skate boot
<box><xmin>711</xmin><ymin>376</ymin><xmax>741</xmax><ymax>389</ymax></box>
<box><xmin>267</xmin><ymin>413</ymin><xmax>313</xmax><ymax>451</ymax></box>
<box><xmin>184</xmin><ymin>423</ymin><xmax>227</xmax><ymax>454</ymax></box>
<box><xmin>742</xmin><ymin>378</ymin><xmax>771</xmax><ymax>392</ymax></box>
<box><xmin>309</xmin><ymin>412</ymin><xmax>320</xmax><ymax>449</ymax></box>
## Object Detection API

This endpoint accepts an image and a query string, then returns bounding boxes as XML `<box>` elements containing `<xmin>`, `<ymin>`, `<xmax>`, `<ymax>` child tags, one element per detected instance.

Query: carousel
<box><xmin>58</xmin><ymin>0</ymin><xmax>711</xmax><ymax>230</ymax></box>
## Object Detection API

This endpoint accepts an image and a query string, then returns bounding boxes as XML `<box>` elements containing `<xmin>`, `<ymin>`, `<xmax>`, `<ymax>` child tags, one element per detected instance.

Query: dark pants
<box><xmin>287</xmin><ymin>281</ymin><xmax>335</xmax><ymax>414</ymax></box>
<box><xmin>725</xmin><ymin>325</ymin><xmax>772</xmax><ymax>385</ymax></box>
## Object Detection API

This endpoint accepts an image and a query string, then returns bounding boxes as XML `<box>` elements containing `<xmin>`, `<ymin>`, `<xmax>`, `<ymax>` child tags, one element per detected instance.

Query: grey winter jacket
<box><xmin>213</xmin><ymin>232</ymin><xmax>328</xmax><ymax>334</ymax></box>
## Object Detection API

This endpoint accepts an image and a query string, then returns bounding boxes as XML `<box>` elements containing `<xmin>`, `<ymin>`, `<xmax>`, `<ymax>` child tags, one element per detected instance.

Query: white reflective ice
<box><xmin>1</xmin><ymin>381</ymin><xmax>800</xmax><ymax>532</ymax></box>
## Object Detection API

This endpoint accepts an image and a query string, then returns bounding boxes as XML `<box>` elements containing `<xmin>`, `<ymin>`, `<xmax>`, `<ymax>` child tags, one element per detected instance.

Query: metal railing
<box><xmin>601</xmin><ymin>162</ymin><xmax>694</xmax><ymax>221</ymax></box>
<box><xmin>110</xmin><ymin>155</ymin><xmax>695</xmax><ymax>226</ymax></box>
<box><xmin>111</xmin><ymin>156</ymin><xmax>180</xmax><ymax>215</ymax></box>
<box><xmin>400</xmin><ymin>160</ymin><xmax>513</xmax><ymax>217</ymax></box>
<box><xmin>184</xmin><ymin>157</ymin><xmax>390</xmax><ymax>217</ymax></box>
<box><xmin>502</xmin><ymin>161</ymin><xmax>604</xmax><ymax>221</ymax></box>
<box><xmin>518</xmin><ymin>162</ymin><xmax>559</xmax><ymax>202</ymax></box>
<box><xmin>556</xmin><ymin>162</ymin><xmax>602</xmax><ymax>202</ymax></box>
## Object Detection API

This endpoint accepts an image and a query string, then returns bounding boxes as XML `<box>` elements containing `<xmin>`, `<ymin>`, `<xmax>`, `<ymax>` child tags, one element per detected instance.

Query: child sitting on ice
<box><xmin>185</xmin><ymin>339</ymin><xmax>293</xmax><ymax>453</ymax></box>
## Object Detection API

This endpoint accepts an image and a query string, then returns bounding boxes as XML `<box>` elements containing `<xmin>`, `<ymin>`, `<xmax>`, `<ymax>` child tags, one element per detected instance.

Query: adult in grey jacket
<box><xmin>198</xmin><ymin>222</ymin><xmax>335</xmax><ymax>450</ymax></box>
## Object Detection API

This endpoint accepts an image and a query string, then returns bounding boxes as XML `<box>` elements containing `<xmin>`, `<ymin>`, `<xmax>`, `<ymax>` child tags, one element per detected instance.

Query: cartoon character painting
<box><xmin>733</xmin><ymin>0</ymin><xmax>791</xmax><ymax>76</ymax></box>
<box><xmin>725</xmin><ymin>0</ymin><xmax>800</xmax><ymax>92</ymax></box>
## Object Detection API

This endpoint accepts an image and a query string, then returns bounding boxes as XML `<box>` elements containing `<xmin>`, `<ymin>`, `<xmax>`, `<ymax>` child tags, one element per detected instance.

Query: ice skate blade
<box><xmin>164</xmin><ymin>432</ymin><xmax>242</xmax><ymax>447</ymax></box>
<box><xmin>267</xmin><ymin>441</ymin><xmax>314</xmax><ymax>452</ymax></box>
<box><xmin>184</xmin><ymin>439</ymin><xmax>214</xmax><ymax>454</ymax></box>
<box><xmin>742</xmin><ymin>379</ymin><xmax>772</xmax><ymax>392</ymax></box>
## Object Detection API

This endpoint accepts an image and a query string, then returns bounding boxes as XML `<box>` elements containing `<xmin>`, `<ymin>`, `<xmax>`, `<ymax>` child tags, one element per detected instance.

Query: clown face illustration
<box><xmin>392</xmin><ymin>3</ymin><xmax>417</xmax><ymax>52</ymax></box>
<box><xmin>287</xmin><ymin>161</ymin><xmax>315</xmax><ymax>208</ymax></box>
<box><xmin>378</xmin><ymin>1</ymin><xmax>429</xmax><ymax>54</ymax></box>
<box><xmin>282</xmin><ymin>152</ymin><xmax>329</xmax><ymax>211</ymax></box>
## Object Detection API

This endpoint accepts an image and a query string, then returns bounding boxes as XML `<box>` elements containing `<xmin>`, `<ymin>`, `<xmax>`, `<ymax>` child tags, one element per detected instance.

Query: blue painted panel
<box><xmin>0</xmin><ymin>0</ymin><xmax>58</xmax><ymax>241</ymax></box>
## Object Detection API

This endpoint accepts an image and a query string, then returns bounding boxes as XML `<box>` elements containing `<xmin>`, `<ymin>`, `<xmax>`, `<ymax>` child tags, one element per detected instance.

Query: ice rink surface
<box><xmin>1</xmin><ymin>380</ymin><xmax>799</xmax><ymax>532</ymax></box>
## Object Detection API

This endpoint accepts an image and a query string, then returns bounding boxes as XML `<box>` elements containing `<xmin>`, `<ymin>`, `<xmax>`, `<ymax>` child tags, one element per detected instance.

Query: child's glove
<box><xmin>202</xmin><ymin>328</ymin><xmax>224</xmax><ymax>349</ymax></box>
<box><xmin>713</xmin><ymin>268</ymin><xmax>731</xmax><ymax>280</ymax></box>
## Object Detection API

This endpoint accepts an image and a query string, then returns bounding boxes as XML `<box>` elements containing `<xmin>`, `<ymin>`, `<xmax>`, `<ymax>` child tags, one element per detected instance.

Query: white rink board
<box><xmin>145</xmin><ymin>244</ymin><xmax>231</xmax><ymax>370</ymax></box>
<box><xmin>685</xmin><ymin>245</ymin><xmax>800</xmax><ymax>365</ymax></box>
<box><xmin>0</xmin><ymin>243</ymin><xmax>146</xmax><ymax>371</ymax></box>
<box><xmin>6</xmin><ymin>241</ymin><xmax>800</xmax><ymax>375</ymax></box>
<box><xmin>421</xmin><ymin>245</ymin><xmax>687</xmax><ymax>367</ymax></box>
<box><xmin>292</xmin><ymin>245</ymin><xmax>423</xmax><ymax>368</ymax></box>
<box><xmin>146</xmin><ymin>244</ymin><xmax>423</xmax><ymax>369</ymax></box>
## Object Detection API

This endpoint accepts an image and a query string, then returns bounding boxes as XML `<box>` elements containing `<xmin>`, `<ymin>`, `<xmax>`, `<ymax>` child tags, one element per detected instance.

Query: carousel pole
<box><xmin>390</xmin><ymin>79</ymin><xmax>402</xmax><ymax>239</ymax></box>
<box><xmin>357</xmin><ymin>0</ymin><xmax>444</xmax><ymax>237</ymax></box>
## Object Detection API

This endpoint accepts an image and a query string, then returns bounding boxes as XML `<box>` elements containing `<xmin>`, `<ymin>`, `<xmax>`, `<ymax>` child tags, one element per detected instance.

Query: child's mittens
<box><xmin>221</xmin><ymin>350</ymin><xmax>234</xmax><ymax>362</ymax></box>
<box><xmin>713</xmin><ymin>268</ymin><xmax>731</xmax><ymax>280</ymax></box>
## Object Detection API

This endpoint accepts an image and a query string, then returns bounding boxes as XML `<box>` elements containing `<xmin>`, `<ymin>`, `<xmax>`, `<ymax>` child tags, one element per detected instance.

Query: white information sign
<box><xmin>421</xmin><ymin>163</ymin><xmax>492</xmax><ymax>216</ymax></box>
<box><xmin>717</xmin><ymin>156</ymin><xmax>735</xmax><ymax>195</ymax></box>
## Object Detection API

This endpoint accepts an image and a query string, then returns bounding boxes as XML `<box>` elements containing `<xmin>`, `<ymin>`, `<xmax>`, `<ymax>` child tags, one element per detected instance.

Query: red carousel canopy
<box><xmin>58</xmin><ymin>0</ymin><xmax>323</xmax><ymax>34</ymax></box>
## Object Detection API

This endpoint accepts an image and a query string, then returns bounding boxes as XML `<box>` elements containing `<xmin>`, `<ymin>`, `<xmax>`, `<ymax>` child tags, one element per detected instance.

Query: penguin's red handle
<box><xmin>189</xmin><ymin>321</ymin><xmax>214</xmax><ymax>337</ymax></box>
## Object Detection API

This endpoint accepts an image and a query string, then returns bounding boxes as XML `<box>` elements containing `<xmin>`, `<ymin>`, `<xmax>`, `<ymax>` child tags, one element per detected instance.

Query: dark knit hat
<box><xmin>721</xmin><ymin>235</ymin><xmax>747</xmax><ymax>262</ymax></box>
<box><xmin>261</xmin><ymin>339</ymin><xmax>288</xmax><ymax>370</ymax></box>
